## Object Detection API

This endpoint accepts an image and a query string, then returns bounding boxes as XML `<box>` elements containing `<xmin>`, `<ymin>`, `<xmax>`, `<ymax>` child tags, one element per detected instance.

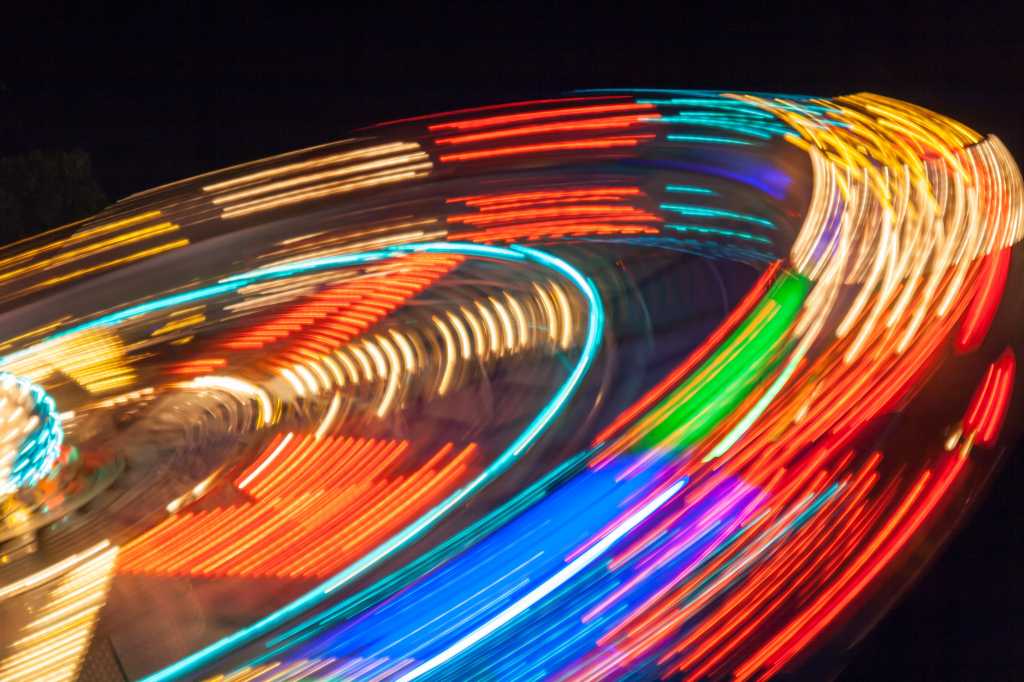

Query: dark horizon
<box><xmin>4</xmin><ymin>6</ymin><xmax>1023</xmax><ymax>203</ymax></box>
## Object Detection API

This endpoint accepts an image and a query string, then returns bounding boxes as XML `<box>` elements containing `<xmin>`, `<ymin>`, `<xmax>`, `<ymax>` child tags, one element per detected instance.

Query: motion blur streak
<box><xmin>0</xmin><ymin>90</ymin><xmax>1021</xmax><ymax>682</ymax></box>
<box><xmin>0</xmin><ymin>546</ymin><xmax>118</xmax><ymax>681</ymax></box>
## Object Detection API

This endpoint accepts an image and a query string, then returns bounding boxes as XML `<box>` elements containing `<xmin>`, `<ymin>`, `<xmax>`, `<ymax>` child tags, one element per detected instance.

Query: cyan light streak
<box><xmin>1</xmin><ymin>374</ymin><xmax>63</xmax><ymax>493</ymax></box>
<box><xmin>665</xmin><ymin>184</ymin><xmax>717</xmax><ymax>196</ymax></box>
<box><xmin>260</xmin><ymin>449</ymin><xmax>596</xmax><ymax>655</ymax></box>
<box><xmin>260</xmin><ymin>449</ymin><xmax>597</xmax><ymax>656</ymax></box>
<box><xmin>667</xmin><ymin>134</ymin><xmax>754</xmax><ymax>146</ymax></box>
<box><xmin>658</xmin><ymin>114</ymin><xmax>792</xmax><ymax>140</ymax></box>
<box><xmin>650</xmin><ymin>160</ymin><xmax>792</xmax><ymax>200</ymax></box>
<box><xmin>3</xmin><ymin>89</ymin><xmax>1010</xmax><ymax>682</ymax></box>
<box><xmin>265</xmin><ymin>468</ymin><xmax>764</xmax><ymax>682</ymax></box>
<box><xmin>140</xmin><ymin>241</ymin><xmax>604</xmax><ymax>682</ymax></box>
<box><xmin>291</xmin><ymin>458</ymin><xmax>662</xmax><ymax>664</ymax></box>
<box><xmin>666</xmin><ymin>224</ymin><xmax>773</xmax><ymax>244</ymax></box>
<box><xmin>660</xmin><ymin>203</ymin><xmax>776</xmax><ymax>228</ymax></box>
<box><xmin>395</xmin><ymin>477</ymin><xmax>688</xmax><ymax>681</ymax></box>
<box><xmin>682</xmin><ymin>483</ymin><xmax>844</xmax><ymax>606</ymax></box>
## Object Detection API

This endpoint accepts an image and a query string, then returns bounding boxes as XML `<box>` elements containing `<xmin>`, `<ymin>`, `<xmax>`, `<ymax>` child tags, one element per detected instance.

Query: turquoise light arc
<box><xmin>65</xmin><ymin>241</ymin><xmax>605</xmax><ymax>682</ymax></box>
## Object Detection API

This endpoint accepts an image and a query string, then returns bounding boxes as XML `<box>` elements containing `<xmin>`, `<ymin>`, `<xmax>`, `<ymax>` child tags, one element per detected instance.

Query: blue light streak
<box><xmin>137</xmin><ymin>241</ymin><xmax>604</xmax><ymax>682</ymax></box>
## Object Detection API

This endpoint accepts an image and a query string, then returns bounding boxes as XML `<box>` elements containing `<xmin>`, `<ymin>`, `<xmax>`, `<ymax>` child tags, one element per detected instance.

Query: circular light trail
<box><xmin>0</xmin><ymin>89</ymin><xmax>1021</xmax><ymax>682</ymax></box>
<box><xmin>0</xmin><ymin>373</ymin><xmax>63</xmax><ymax>495</ymax></box>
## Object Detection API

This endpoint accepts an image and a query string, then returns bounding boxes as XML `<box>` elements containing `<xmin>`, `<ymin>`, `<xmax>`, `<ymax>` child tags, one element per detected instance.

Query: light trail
<box><xmin>0</xmin><ymin>89</ymin><xmax>1020</xmax><ymax>682</ymax></box>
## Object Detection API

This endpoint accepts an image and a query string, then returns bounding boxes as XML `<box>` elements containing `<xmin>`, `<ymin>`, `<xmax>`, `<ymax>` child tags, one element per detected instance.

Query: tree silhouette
<box><xmin>0</xmin><ymin>149</ymin><xmax>108</xmax><ymax>242</ymax></box>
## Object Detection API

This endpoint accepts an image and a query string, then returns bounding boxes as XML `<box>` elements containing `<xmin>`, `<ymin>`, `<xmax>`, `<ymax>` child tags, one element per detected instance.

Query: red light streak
<box><xmin>434</xmin><ymin>114</ymin><xmax>658</xmax><ymax>146</ymax></box>
<box><xmin>117</xmin><ymin>436</ymin><xmax>479</xmax><ymax>578</ymax></box>
<box><xmin>438</xmin><ymin>135</ymin><xmax>655</xmax><ymax>163</ymax></box>
<box><xmin>956</xmin><ymin>247</ymin><xmax>1011</xmax><ymax>353</ymax></box>
<box><xmin>429</xmin><ymin>102</ymin><xmax>655</xmax><ymax>131</ymax></box>
<box><xmin>448</xmin><ymin>204</ymin><xmax>658</xmax><ymax>226</ymax></box>
<box><xmin>361</xmin><ymin>95</ymin><xmax>633</xmax><ymax>129</ymax></box>
<box><xmin>455</xmin><ymin>224</ymin><xmax>659</xmax><ymax>243</ymax></box>
<box><xmin>964</xmin><ymin>348</ymin><xmax>1016</xmax><ymax>446</ymax></box>
<box><xmin>164</xmin><ymin>357</ymin><xmax>227</xmax><ymax>375</ymax></box>
<box><xmin>449</xmin><ymin>187</ymin><xmax>642</xmax><ymax>206</ymax></box>
<box><xmin>590</xmin><ymin>261</ymin><xmax>782</xmax><ymax>448</ymax></box>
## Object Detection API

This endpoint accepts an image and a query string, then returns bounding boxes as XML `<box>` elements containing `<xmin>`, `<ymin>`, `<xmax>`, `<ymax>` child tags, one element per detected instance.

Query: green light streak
<box><xmin>639</xmin><ymin>272</ymin><xmax>809</xmax><ymax>451</ymax></box>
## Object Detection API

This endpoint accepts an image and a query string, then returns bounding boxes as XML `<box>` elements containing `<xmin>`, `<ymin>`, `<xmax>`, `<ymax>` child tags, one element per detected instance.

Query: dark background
<box><xmin>2</xmin><ymin>4</ymin><xmax>1021</xmax><ymax>679</ymax></box>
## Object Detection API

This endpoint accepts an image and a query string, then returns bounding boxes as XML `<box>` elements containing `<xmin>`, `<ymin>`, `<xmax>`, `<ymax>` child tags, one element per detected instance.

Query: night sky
<box><xmin>3</xmin><ymin>4</ymin><xmax>1022</xmax><ymax>679</ymax></box>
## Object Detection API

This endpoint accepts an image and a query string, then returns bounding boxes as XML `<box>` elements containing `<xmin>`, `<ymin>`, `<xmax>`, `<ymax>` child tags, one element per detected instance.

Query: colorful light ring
<box><xmin>0</xmin><ymin>372</ymin><xmax>63</xmax><ymax>496</ymax></box>
<box><xmin>0</xmin><ymin>90</ymin><xmax>1020</xmax><ymax>682</ymax></box>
